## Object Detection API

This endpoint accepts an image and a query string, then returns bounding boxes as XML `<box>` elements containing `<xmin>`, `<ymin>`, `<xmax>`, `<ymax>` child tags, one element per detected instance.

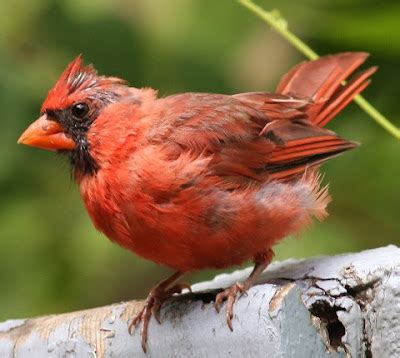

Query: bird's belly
<box><xmin>114</xmin><ymin>204</ymin><xmax>306</xmax><ymax>272</ymax></box>
<box><xmin>84</xmin><ymin>199</ymin><xmax>278</xmax><ymax>271</ymax></box>
<box><xmin>80</xmin><ymin>176</ymin><xmax>327</xmax><ymax>272</ymax></box>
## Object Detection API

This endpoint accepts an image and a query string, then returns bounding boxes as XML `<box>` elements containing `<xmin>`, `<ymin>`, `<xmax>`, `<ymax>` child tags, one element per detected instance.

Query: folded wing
<box><xmin>152</xmin><ymin>53</ymin><xmax>375</xmax><ymax>185</ymax></box>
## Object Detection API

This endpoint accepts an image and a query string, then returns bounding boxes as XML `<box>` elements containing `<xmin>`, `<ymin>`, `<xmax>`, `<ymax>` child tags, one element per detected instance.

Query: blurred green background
<box><xmin>1</xmin><ymin>0</ymin><xmax>399</xmax><ymax>320</ymax></box>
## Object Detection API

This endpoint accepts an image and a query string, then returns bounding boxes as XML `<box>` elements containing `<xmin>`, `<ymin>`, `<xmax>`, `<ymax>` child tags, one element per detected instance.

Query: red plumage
<box><xmin>18</xmin><ymin>52</ymin><xmax>376</xmax><ymax>351</ymax></box>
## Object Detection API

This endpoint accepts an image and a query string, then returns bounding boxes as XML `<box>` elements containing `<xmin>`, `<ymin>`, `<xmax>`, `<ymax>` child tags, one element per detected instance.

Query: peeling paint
<box><xmin>268</xmin><ymin>283</ymin><xmax>295</xmax><ymax>312</ymax></box>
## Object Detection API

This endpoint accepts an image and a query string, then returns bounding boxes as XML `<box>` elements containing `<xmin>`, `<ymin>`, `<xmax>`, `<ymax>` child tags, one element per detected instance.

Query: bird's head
<box><xmin>18</xmin><ymin>56</ymin><xmax>131</xmax><ymax>176</ymax></box>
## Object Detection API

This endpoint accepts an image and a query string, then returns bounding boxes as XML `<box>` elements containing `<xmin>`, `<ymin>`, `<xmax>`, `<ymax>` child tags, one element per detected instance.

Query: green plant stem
<box><xmin>237</xmin><ymin>0</ymin><xmax>400</xmax><ymax>139</ymax></box>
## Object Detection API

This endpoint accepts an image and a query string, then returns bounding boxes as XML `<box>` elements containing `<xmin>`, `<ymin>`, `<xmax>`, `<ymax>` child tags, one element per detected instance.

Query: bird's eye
<box><xmin>71</xmin><ymin>103</ymin><xmax>89</xmax><ymax>119</ymax></box>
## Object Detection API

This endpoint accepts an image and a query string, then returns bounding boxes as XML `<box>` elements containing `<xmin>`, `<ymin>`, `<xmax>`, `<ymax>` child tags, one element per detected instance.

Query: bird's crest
<box><xmin>41</xmin><ymin>55</ymin><xmax>126</xmax><ymax>112</ymax></box>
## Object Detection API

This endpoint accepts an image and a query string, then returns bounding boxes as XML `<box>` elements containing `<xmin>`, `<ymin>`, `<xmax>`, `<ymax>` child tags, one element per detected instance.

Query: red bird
<box><xmin>18</xmin><ymin>52</ymin><xmax>376</xmax><ymax>351</ymax></box>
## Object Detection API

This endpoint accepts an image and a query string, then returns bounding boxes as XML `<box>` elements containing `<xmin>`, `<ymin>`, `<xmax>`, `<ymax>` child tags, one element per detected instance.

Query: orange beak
<box><xmin>18</xmin><ymin>115</ymin><xmax>75</xmax><ymax>151</ymax></box>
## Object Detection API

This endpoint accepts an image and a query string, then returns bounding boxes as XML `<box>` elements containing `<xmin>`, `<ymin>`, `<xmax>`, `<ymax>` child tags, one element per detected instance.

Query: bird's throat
<box><xmin>62</xmin><ymin>134</ymin><xmax>99</xmax><ymax>178</ymax></box>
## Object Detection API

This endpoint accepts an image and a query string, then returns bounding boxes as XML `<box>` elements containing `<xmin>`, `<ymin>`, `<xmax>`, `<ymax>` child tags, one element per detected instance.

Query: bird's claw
<box><xmin>128</xmin><ymin>307</ymin><xmax>145</xmax><ymax>333</ymax></box>
<box><xmin>128</xmin><ymin>302</ymin><xmax>153</xmax><ymax>353</ymax></box>
<box><xmin>214</xmin><ymin>282</ymin><xmax>247</xmax><ymax>331</ymax></box>
<box><xmin>128</xmin><ymin>282</ymin><xmax>191</xmax><ymax>353</ymax></box>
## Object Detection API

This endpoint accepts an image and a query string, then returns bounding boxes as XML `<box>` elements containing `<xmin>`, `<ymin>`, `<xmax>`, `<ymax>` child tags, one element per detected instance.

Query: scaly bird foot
<box><xmin>214</xmin><ymin>282</ymin><xmax>248</xmax><ymax>331</ymax></box>
<box><xmin>129</xmin><ymin>283</ymin><xmax>191</xmax><ymax>353</ymax></box>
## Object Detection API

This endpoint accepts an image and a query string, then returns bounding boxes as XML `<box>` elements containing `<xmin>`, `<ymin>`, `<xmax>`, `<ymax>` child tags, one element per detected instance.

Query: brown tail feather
<box><xmin>315</xmin><ymin>66</ymin><xmax>377</xmax><ymax>127</ymax></box>
<box><xmin>263</xmin><ymin>118</ymin><xmax>358</xmax><ymax>180</ymax></box>
<box><xmin>276</xmin><ymin>52</ymin><xmax>376</xmax><ymax>127</ymax></box>
<box><xmin>268</xmin><ymin>139</ymin><xmax>357</xmax><ymax>180</ymax></box>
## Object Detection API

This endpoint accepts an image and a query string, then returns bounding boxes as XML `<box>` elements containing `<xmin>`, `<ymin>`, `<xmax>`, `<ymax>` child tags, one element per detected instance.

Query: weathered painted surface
<box><xmin>0</xmin><ymin>246</ymin><xmax>399</xmax><ymax>357</ymax></box>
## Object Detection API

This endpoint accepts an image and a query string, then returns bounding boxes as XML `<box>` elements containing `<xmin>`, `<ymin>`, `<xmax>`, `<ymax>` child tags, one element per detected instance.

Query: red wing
<box><xmin>151</xmin><ymin>92</ymin><xmax>356</xmax><ymax>186</ymax></box>
<box><xmin>150</xmin><ymin>93</ymin><xmax>269</xmax><ymax>150</ymax></box>
<box><xmin>150</xmin><ymin>93</ymin><xmax>277</xmax><ymax>187</ymax></box>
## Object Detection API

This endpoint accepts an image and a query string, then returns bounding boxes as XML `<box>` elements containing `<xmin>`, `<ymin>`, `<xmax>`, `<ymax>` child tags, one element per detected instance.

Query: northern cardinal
<box><xmin>18</xmin><ymin>52</ymin><xmax>376</xmax><ymax>352</ymax></box>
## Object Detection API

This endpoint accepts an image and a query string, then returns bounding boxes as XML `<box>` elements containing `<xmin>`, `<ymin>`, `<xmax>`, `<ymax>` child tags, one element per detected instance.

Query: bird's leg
<box><xmin>129</xmin><ymin>271</ymin><xmax>189</xmax><ymax>352</ymax></box>
<box><xmin>214</xmin><ymin>249</ymin><xmax>274</xmax><ymax>331</ymax></box>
